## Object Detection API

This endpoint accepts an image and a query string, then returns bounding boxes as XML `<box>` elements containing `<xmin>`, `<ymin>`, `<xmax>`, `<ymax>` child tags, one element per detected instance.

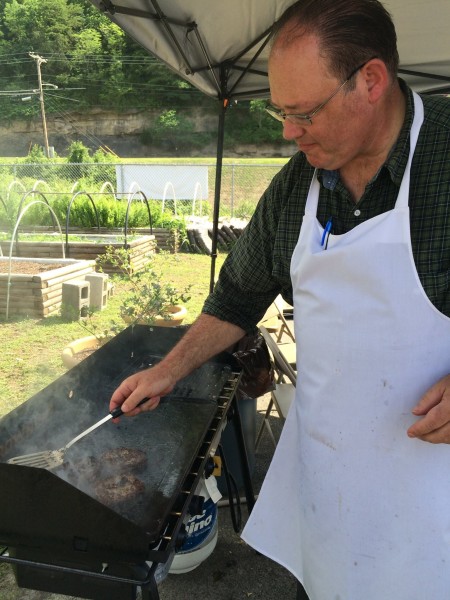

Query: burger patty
<box><xmin>94</xmin><ymin>473</ymin><xmax>145</xmax><ymax>507</ymax></box>
<box><xmin>99</xmin><ymin>447</ymin><xmax>148</xmax><ymax>474</ymax></box>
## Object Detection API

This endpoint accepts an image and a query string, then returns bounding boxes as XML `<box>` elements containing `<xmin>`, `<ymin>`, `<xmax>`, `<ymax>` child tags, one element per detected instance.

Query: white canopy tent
<box><xmin>89</xmin><ymin>0</ymin><xmax>450</xmax><ymax>287</ymax></box>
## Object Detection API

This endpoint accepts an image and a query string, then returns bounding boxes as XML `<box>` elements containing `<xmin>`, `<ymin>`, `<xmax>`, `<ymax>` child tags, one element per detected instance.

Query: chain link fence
<box><xmin>0</xmin><ymin>162</ymin><xmax>286</xmax><ymax>226</ymax></box>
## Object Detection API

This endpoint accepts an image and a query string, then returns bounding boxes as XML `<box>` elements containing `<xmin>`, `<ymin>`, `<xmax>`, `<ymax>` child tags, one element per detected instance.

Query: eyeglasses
<box><xmin>266</xmin><ymin>58</ymin><xmax>376</xmax><ymax>126</ymax></box>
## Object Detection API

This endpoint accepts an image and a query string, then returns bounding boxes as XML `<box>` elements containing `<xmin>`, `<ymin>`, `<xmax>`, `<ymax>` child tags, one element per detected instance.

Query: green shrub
<box><xmin>97</xmin><ymin>246</ymin><xmax>191</xmax><ymax>325</ymax></box>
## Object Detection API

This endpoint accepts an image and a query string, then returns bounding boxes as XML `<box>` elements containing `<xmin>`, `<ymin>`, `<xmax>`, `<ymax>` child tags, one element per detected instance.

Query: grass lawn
<box><xmin>0</xmin><ymin>251</ymin><xmax>227</xmax><ymax>418</ymax></box>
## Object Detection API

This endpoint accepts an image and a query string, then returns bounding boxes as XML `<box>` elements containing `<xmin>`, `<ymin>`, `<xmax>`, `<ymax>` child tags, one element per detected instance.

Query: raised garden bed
<box><xmin>0</xmin><ymin>232</ymin><xmax>157</xmax><ymax>275</ymax></box>
<box><xmin>0</xmin><ymin>258</ymin><xmax>96</xmax><ymax>319</ymax></box>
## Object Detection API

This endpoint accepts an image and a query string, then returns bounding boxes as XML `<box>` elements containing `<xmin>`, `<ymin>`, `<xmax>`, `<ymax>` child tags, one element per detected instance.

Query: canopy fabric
<box><xmin>91</xmin><ymin>0</ymin><xmax>450</xmax><ymax>98</ymax></box>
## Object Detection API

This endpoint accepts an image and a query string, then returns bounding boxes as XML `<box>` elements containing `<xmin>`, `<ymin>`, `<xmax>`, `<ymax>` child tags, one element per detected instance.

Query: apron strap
<box><xmin>395</xmin><ymin>91</ymin><xmax>424</xmax><ymax>209</ymax></box>
<box><xmin>304</xmin><ymin>168</ymin><xmax>320</xmax><ymax>215</ymax></box>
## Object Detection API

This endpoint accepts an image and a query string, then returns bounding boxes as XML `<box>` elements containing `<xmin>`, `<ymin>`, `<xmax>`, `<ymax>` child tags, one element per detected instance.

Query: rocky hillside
<box><xmin>0</xmin><ymin>108</ymin><xmax>294</xmax><ymax>159</ymax></box>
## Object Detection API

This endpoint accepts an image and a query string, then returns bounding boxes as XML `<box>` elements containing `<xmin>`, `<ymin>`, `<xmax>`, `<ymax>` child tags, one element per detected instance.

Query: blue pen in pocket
<box><xmin>321</xmin><ymin>217</ymin><xmax>333</xmax><ymax>249</ymax></box>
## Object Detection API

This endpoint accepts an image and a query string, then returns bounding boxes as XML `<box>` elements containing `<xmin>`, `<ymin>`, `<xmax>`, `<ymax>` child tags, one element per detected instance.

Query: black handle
<box><xmin>109</xmin><ymin>397</ymin><xmax>151</xmax><ymax>419</ymax></box>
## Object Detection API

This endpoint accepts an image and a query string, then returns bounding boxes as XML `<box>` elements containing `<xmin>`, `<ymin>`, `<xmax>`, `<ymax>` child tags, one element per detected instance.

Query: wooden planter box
<box><xmin>0</xmin><ymin>234</ymin><xmax>157</xmax><ymax>275</ymax></box>
<box><xmin>149</xmin><ymin>228</ymin><xmax>179</xmax><ymax>253</ymax></box>
<box><xmin>0</xmin><ymin>258</ymin><xmax>96</xmax><ymax>318</ymax></box>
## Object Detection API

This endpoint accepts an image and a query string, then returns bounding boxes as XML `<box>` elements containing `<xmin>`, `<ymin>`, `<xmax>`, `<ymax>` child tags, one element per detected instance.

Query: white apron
<box><xmin>242</xmin><ymin>92</ymin><xmax>450</xmax><ymax>599</ymax></box>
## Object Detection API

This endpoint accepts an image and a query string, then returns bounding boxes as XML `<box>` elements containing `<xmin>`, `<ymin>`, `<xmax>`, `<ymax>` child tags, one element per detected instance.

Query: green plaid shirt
<box><xmin>203</xmin><ymin>82</ymin><xmax>450</xmax><ymax>333</ymax></box>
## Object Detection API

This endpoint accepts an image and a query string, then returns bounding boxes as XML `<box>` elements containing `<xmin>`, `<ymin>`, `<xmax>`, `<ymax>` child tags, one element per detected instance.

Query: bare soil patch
<box><xmin>0</xmin><ymin>261</ymin><xmax>67</xmax><ymax>275</ymax></box>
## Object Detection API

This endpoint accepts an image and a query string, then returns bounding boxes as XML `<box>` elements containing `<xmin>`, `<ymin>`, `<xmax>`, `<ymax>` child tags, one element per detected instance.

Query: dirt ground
<box><xmin>0</xmin><ymin>261</ymin><xmax>68</xmax><ymax>274</ymax></box>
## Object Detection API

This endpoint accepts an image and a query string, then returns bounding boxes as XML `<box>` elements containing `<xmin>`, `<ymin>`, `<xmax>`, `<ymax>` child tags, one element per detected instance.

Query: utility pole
<box><xmin>29</xmin><ymin>52</ymin><xmax>50</xmax><ymax>158</ymax></box>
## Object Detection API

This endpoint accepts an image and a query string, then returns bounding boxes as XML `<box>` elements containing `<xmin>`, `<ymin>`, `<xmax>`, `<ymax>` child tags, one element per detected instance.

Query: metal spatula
<box><xmin>7</xmin><ymin>398</ymin><xmax>149</xmax><ymax>470</ymax></box>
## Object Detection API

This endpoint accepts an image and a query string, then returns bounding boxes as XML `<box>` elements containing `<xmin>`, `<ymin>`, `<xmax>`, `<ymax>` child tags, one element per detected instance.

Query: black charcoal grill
<box><xmin>0</xmin><ymin>325</ymin><xmax>254</xmax><ymax>599</ymax></box>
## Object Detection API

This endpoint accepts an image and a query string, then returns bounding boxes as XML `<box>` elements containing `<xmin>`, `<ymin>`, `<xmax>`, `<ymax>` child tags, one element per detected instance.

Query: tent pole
<box><xmin>209</xmin><ymin>95</ymin><xmax>228</xmax><ymax>293</ymax></box>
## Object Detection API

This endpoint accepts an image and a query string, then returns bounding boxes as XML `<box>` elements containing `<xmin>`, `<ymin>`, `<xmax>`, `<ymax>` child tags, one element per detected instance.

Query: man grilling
<box><xmin>110</xmin><ymin>1</ymin><xmax>450</xmax><ymax>598</ymax></box>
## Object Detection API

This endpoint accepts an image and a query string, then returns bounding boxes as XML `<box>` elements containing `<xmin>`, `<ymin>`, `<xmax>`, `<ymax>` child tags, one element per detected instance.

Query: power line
<box><xmin>44</xmin><ymin>94</ymin><xmax>115</xmax><ymax>154</ymax></box>
<box><xmin>45</xmin><ymin>92</ymin><xmax>82</xmax><ymax>103</ymax></box>
<box><xmin>0</xmin><ymin>52</ymin><xmax>161</xmax><ymax>65</ymax></box>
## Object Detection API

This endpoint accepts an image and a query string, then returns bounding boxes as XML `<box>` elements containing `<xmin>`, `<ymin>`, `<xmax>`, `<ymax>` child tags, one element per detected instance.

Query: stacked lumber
<box><xmin>186</xmin><ymin>223</ymin><xmax>246</xmax><ymax>254</ymax></box>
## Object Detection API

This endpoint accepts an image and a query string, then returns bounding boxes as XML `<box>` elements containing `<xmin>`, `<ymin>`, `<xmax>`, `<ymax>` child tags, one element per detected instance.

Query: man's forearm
<box><xmin>161</xmin><ymin>313</ymin><xmax>246</xmax><ymax>382</ymax></box>
<box><xmin>110</xmin><ymin>314</ymin><xmax>246</xmax><ymax>415</ymax></box>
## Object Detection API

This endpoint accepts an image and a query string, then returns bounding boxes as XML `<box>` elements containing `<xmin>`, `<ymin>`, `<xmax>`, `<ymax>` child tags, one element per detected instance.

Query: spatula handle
<box><xmin>109</xmin><ymin>397</ymin><xmax>151</xmax><ymax>419</ymax></box>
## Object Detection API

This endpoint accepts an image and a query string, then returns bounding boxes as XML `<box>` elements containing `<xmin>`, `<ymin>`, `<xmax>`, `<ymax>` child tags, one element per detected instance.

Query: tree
<box><xmin>3</xmin><ymin>0</ymin><xmax>83</xmax><ymax>57</ymax></box>
<box><xmin>66</xmin><ymin>140</ymin><xmax>91</xmax><ymax>164</ymax></box>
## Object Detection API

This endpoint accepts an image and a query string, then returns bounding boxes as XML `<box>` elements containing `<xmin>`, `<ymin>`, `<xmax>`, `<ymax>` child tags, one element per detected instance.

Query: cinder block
<box><xmin>85</xmin><ymin>273</ymin><xmax>109</xmax><ymax>310</ymax></box>
<box><xmin>61</xmin><ymin>280</ymin><xmax>90</xmax><ymax>320</ymax></box>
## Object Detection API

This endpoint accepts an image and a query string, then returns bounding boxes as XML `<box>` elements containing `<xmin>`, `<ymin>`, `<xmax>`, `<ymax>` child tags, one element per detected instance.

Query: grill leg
<box><xmin>141</xmin><ymin>576</ymin><xmax>160</xmax><ymax>600</ymax></box>
<box><xmin>230</xmin><ymin>396</ymin><xmax>256</xmax><ymax>512</ymax></box>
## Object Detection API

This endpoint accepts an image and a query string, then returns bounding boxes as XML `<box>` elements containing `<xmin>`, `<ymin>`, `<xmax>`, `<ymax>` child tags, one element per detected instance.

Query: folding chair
<box><xmin>273</xmin><ymin>295</ymin><xmax>295</xmax><ymax>343</ymax></box>
<box><xmin>258</xmin><ymin>296</ymin><xmax>296</xmax><ymax>367</ymax></box>
<box><xmin>255</xmin><ymin>326</ymin><xmax>297</xmax><ymax>450</ymax></box>
<box><xmin>257</xmin><ymin>301</ymin><xmax>280</xmax><ymax>334</ymax></box>
<box><xmin>272</xmin><ymin>296</ymin><xmax>296</xmax><ymax>366</ymax></box>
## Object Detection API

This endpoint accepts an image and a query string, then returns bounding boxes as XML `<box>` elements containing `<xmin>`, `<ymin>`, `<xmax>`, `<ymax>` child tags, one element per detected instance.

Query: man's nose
<box><xmin>282</xmin><ymin>119</ymin><xmax>307</xmax><ymax>141</ymax></box>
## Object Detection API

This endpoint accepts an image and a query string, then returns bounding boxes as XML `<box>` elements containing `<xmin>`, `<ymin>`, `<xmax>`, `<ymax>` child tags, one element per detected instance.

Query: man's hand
<box><xmin>407</xmin><ymin>374</ymin><xmax>450</xmax><ymax>444</ymax></box>
<box><xmin>109</xmin><ymin>362</ymin><xmax>175</xmax><ymax>418</ymax></box>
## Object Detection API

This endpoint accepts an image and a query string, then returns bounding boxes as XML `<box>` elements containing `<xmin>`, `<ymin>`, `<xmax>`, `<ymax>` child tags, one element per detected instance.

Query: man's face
<box><xmin>268</xmin><ymin>35</ymin><xmax>372</xmax><ymax>171</ymax></box>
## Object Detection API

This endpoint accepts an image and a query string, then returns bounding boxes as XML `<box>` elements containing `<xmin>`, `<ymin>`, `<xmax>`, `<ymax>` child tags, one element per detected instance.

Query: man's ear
<box><xmin>360</xmin><ymin>59</ymin><xmax>390</xmax><ymax>104</ymax></box>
